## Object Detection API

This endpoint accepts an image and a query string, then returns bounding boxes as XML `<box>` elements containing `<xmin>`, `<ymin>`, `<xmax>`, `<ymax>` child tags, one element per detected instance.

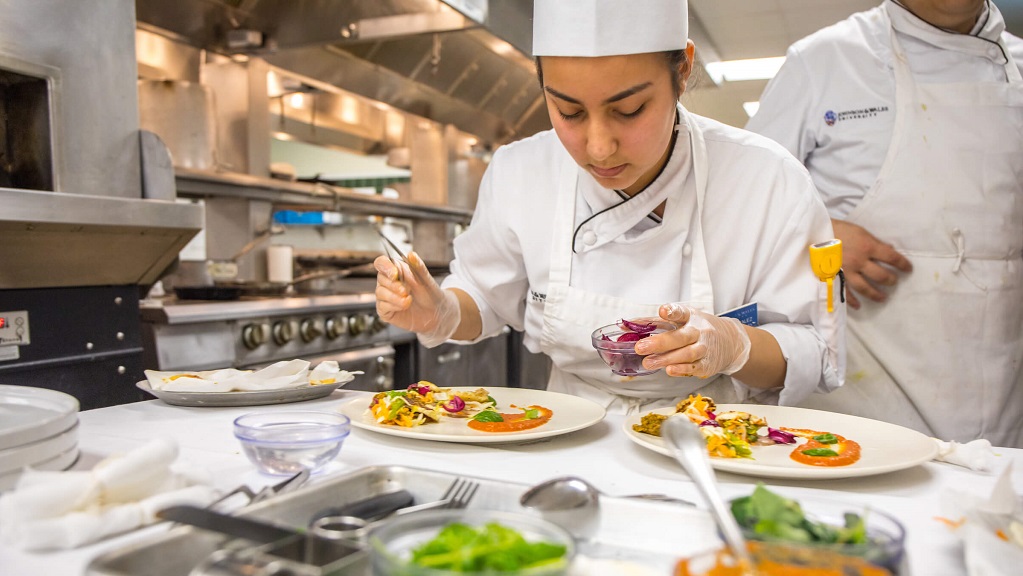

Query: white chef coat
<box><xmin>745</xmin><ymin>0</ymin><xmax>1023</xmax><ymax>218</ymax></box>
<box><xmin>747</xmin><ymin>0</ymin><xmax>1023</xmax><ymax>447</ymax></box>
<box><xmin>442</xmin><ymin>107</ymin><xmax>841</xmax><ymax>411</ymax></box>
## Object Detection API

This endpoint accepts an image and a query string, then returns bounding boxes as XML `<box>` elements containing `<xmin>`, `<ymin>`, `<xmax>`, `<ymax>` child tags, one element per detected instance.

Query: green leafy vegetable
<box><xmin>523</xmin><ymin>408</ymin><xmax>540</xmax><ymax>420</ymax></box>
<box><xmin>730</xmin><ymin>484</ymin><xmax>868</xmax><ymax>545</ymax></box>
<box><xmin>801</xmin><ymin>448</ymin><xmax>840</xmax><ymax>457</ymax></box>
<box><xmin>812</xmin><ymin>433</ymin><xmax>838</xmax><ymax>444</ymax></box>
<box><xmin>472</xmin><ymin>410</ymin><xmax>504</xmax><ymax>423</ymax></box>
<box><xmin>408</xmin><ymin>521</ymin><xmax>568</xmax><ymax>572</ymax></box>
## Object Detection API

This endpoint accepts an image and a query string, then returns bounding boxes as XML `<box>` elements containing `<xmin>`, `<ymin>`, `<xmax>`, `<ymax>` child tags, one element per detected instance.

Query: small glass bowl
<box><xmin>368</xmin><ymin>509</ymin><xmax>576</xmax><ymax>576</ymax></box>
<box><xmin>590</xmin><ymin>322</ymin><xmax>669</xmax><ymax>377</ymax></box>
<box><xmin>682</xmin><ymin>496</ymin><xmax>906</xmax><ymax>575</ymax></box>
<box><xmin>233</xmin><ymin>411</ymin><xmax>351</xmax><ymax>476</ymax></box>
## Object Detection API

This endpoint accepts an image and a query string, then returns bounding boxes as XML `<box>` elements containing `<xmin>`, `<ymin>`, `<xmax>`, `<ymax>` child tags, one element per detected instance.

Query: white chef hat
<box><xmin>533</xmin><ymin>0</ymin><xmax>689</xmax><ymax>57</ymax></box>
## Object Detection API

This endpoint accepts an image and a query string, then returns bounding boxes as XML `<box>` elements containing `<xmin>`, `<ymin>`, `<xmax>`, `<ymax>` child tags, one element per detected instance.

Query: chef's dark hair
<box><xmin>535</xmin><ymin>49</ymin><xmax>690</xmax><ymax>98</ymax></box>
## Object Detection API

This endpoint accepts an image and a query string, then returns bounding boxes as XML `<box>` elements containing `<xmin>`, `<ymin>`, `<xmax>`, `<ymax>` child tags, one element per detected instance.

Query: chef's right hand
<box><xmin>374</xmin><ymin>252</ymin><xmax>460</xmax><ymax>348</ymax></box>
<box><xmin>831</xmin><ymin>219</ymin><xmax>912</xmax><ymax>309</ymax></box>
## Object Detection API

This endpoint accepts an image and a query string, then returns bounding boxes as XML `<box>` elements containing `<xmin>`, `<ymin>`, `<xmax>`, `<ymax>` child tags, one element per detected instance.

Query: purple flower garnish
<box><xmin>619</xmin><ymin>319</ymin><xmax>658</xmax><ymax>334</ymax></box>
<box><xmin>442</xmin><ymin>396</ymin><xmax>466</xmax><ymax>413</ymax></box>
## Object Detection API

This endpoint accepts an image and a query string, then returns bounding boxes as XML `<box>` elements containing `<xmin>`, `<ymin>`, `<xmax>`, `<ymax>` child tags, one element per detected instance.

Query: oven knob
<box><xmin>299</xmin><ymin>318</ymin><xmax>323</xmax><ymax>343</ymax></box>
<box><xmin>348</xmin><ymin>313</ymin><xmax>367</xmax><ymax>336</ymax></box>
<box><xmin>242</xmin><ymin>323</ymin><xmax>269</xmax><ymax>350</ymax></box>
<box><xmin>370</xmin><ymin>314</ymin><xmax>387</xmax><ymax>334</ymax></box>
<box><xmin>272</xmin><ymin>321</ymin><xmax>295</xmax><ymax>345</ymax></box>
<box><xmin>325</xmin><ymin>316</ymin><xmax>348</xmax><ymax>339</ymax></box>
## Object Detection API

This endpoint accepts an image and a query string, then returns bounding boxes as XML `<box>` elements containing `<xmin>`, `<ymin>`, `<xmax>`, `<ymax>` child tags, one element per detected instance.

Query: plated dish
<box><xmin>624</xmin><ymin>404</ymin><xmax>938</xmax><ymax>479</ymax></box>
<box><xmin>136</xmin><ymin>380</ymin><xmax>344</xmax><ymax>407</ymax></box>
<box><xmin>339</xmin><ymin>387</ymin><xmax>606</xmax><ymax>444</ymax></box>
<box><xmin>0</xmin><ymin>385</ymin><xmax>79</xmax><ymax>451</ymax></box>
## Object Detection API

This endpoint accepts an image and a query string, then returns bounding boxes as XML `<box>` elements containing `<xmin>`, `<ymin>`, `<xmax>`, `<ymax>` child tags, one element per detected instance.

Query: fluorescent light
<box><xmin>743</xmin><ymin>101</ymin><xmax>761</xmax><ymax>118</ymax></box>
<box><xmin>704</xmin><ymin>57</ymin><xmax>785</xmax><ymax>84</ymax></box>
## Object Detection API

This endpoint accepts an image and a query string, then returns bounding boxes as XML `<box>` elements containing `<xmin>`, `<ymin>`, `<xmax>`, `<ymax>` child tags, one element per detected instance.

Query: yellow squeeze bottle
<box><xmin>809</xmin><ymin>240</ymin><xmax>843</xmax><ymax>313</ymax></box>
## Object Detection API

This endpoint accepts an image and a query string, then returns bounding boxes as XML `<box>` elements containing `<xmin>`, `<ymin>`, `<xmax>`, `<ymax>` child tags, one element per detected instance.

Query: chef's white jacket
<box><xmin>745</xmin><ymin>0</ymin><xmax>1023</xmax><ymax>218</ymax></box>
<box><xmin>442</xmin><ymin>113</ymin><xmax>839</xmax><ymax>405</ymax></box>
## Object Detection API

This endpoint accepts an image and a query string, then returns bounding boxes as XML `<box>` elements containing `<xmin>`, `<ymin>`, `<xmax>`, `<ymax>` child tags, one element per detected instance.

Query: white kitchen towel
<box><xmin>0</xmin><ymin>438</ymin><xmax>217</xmax><ymax>551</ymax></box>
<box><xmin>934</xmin><ymin>438</ymin><xmax>996</xmax><ymax>471</ymax></box>
<box><xmin>940</xmin><ymin>464</ymin><xmax>1023</xmax><ymax>576</ymax></box>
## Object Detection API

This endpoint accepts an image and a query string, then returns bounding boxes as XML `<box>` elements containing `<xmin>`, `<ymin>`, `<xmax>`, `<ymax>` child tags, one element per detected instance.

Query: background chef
<box><xmin>746</xmin><ymin>0</ymin><xmax>1023</xmax><ymax>447</ymax></box>
<box><xmin>374</xmin><ymin>0</ymin><xmax>844</xmax><ymax>413</ymax></box>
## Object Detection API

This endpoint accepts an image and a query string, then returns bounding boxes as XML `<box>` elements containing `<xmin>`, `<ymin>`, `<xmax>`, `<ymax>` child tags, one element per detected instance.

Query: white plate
<box><xmin>136</xmin><ymin>380</ymin><xmax>344</xmax><ymax>407</ymax></box>
<box><xmin>623</xmin><ymin>404</ymin><xmax>939</xmax><ymax>480</ymax></box>
<box><xmin>339</xmin><ymin>387</ymin><xmax>606</xmax><ymax>444</ymax></box>
<box><xmin>0</xmin><ymin>385</ymin><xmax>79</xmax><ymax>451</ymax></box>
<box><xmin>0</xmin><ymin>445</ymin><xmax>81</xmax><ymax>492</ymax></box>
<box><xmin>0</xmin><ymin>421</ymin><xmax>79</xmax><ymax>475</ymax></box>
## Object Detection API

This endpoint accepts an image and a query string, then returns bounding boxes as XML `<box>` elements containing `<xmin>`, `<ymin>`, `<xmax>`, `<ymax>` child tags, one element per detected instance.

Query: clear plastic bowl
<box><xmin>368</xmin><ymin>509</ymin><xmax>576</xmax><ymax>576</ymax></box>
<box><xmin>590</xmin><ymin>322</ymin><xmax>669</xmax><ymax>377</ymax></box>
<box><xmin>233</xmin><ymin>411</ymin><xmax>351</xmax><ymax>476</ymax></box>
<box><xmin>680</xmin><ymin>495</ymin><xmax>906</xmax><ymax>575</ymax></box>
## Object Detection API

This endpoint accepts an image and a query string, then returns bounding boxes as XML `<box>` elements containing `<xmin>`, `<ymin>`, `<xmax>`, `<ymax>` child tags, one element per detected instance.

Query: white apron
<box><xmin>539</xmin><ymin>108</ymin><xmax>741</xmax><ymax>414</ymax></box>
<box><xmin>801</xmin><ymin>13</ymin><xmax>1023</xmax><ymax>447</ymax></box>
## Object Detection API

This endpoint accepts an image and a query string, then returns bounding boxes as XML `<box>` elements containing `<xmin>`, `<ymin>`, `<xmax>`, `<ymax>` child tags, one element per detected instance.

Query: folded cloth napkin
<box><xmin>145</xmin><ymin>360</ymin><xmax>358</xmax><ymax>393</ymax></box>
<box><xmin>939</xmin><ymin>464</ymin><xmax>1023</xmax><ymax>576</ymax></box>
<box><xmin>0</xmin><ymin>438</ymin><xmax>217</xmax><ymax>551</ymax></box>
<box><xmin>934</xmin><ymin>438</ymin><xmax>996</xmax><ymax>471</ymax></box>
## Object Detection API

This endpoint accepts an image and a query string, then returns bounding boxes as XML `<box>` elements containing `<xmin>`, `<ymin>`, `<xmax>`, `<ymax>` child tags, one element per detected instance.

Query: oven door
<box><xmin>303</xmin><ymin>345</ymin><xmax>396</xmax><ymax>393</ymax></box>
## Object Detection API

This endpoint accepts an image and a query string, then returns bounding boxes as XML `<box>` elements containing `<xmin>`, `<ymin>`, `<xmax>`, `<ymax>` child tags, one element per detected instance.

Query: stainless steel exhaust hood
<box><xmin>134</xmin><ymin>0</ymin><xmax>551</xmax><ymax>147</ymax></box>
<box><xmin>0</xmin><ymin>0</ymin><xmax>202</xmax><ymax>290</ymax></box>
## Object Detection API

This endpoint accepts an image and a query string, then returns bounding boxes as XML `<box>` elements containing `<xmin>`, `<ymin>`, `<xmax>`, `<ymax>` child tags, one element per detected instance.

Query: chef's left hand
<box><xmin>634</xmin><ymin>303</ymin><xmax>751</xmax><ymax>378</ymax></box>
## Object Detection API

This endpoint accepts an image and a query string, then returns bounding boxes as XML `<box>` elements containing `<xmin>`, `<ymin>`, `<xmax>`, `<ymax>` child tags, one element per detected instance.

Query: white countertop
<box><xmin>3</xmin><ymin>389</ymin><xmax>1021</xmax><ymax>576</ymax></box>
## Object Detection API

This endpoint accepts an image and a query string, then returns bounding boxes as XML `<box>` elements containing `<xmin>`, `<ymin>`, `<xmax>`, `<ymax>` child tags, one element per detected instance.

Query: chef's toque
<box><xmin>532</xmin><ymin>0</ymin><xmax>689</xmax><ymax>57</ymax></box>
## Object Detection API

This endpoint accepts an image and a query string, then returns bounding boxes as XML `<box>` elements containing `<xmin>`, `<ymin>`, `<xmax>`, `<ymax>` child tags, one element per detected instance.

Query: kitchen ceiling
<box><xmin>136</xmin><ymin>0</ymin><xmax>1023</xmax><ymax>143</ymax></box>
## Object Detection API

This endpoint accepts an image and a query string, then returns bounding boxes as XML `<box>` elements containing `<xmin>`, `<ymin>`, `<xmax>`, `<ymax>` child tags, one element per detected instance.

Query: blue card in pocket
<box><xmin>719</xmin><ymin>302</ymin><xmax>758</xmax><ymax>327</ymax></box>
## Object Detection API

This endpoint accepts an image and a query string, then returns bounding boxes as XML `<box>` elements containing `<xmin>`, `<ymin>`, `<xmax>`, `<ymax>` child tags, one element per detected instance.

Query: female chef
<box><xmin>375</xmin><ymin>0</ymin><xmax>844</xmax><ymax>413</ymax></box>
<box><xmin>746</xmin><ymin>0</ymin><xmax>1023</xmax><ymax>447</ymax></box>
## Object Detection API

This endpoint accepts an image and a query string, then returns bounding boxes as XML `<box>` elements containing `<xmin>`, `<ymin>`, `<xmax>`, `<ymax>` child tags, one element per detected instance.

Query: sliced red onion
<box><xmin>442</xmin><ymin>396</ymin><xmax>466</xmax><ymax>413</ymax></box>
<box><xmin>699</xmin><ymin>419</ymin><xmax>720</xmax><ymax>427</ymax></box>
<box><xmin>767</xmin><ymin>427</ymin><xmax>797</xmax><ymax>444</ymax></box>
<box><xmin>619</xmin><ymin>319</ymin><xmax>658</xmax><ymax>334</ymax></box>
<box><xmin>616</xmin><ymin>332</ymin><xmax>648</xmax><ymax>343</ymax></box>
<box><xmin>407</xmin><ymin>383</ymin><xmax>431</xmax><ymax>395</ymax></box>
<box><xmin>601</xmin><ymin>334</ymin><xmax>612</xmax><ymax>342</ymax></box>
<box><xmin>705</xmin><ymin>411</ymin><xmax>717</xmax><ymax>420</ymax></box>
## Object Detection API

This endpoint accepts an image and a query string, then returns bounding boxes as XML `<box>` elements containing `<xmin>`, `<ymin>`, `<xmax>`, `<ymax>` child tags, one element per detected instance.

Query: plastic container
<box><xmin>590</xmin><ymin>321</ymin><xmax>670</xmax><ymax>377</ymax></box>
<box><xmin>737</xmin><ymin>496</ymin><xmax>906</xmax><ymax>574</ymax></box>
<box><xmin>679</xmin><ymin>495</ymin><xmax>907</xmax><ymax>575</ymax></box>
<box><xmin>233</xmin><ymin>411</ymin><xmax>351</xmax><ymax>476</ymax></box>
<box><xmin>368</xmin><ymin>509</ymin><xmax>575</xmax><ymax>576</ymax></box>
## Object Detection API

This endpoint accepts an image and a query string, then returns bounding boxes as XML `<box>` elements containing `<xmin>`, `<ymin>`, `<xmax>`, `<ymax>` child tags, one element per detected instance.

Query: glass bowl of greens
<box><xmin>722</xmin><ymin>485</ymin><xmax>906</xmax><ymax>574</ymax></box>
<box><xmin>367</xmin><ymin>509</ymin><xmax>575</xmax><ymax>575</ymax></box>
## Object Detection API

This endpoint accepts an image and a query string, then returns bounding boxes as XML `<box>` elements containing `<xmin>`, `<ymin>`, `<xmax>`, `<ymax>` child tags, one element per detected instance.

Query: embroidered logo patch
<box><xmin>823</xmin><ymin>105</ymin><xmax>889</xmax><ymax>126</ymax></box>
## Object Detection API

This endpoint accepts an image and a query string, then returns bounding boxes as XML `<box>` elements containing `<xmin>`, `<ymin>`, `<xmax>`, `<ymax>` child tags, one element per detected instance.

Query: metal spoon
<box><xmin>661</xmin><ymin>416</ymin><xmax>756</xmax><ymax>574</ymax></box>
<box><xmin>519</xmin><ymin>476</ymin><xmax>694</xmax><ymax>511</ymax></box>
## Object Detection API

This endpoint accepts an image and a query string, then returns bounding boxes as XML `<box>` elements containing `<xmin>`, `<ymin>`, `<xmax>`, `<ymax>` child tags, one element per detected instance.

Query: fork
<box><xmin>393</xmin><ymin>477</ymin><xmax>480</xmax><ymax>516</ymax></box>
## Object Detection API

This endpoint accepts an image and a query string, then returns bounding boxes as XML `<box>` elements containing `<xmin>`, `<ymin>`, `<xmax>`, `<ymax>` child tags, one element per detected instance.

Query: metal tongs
<box><xmin>375</xmin><ymin>225</ymin><xmax>410</xmax><ymax>281</ymax></box>
<box><xmin>207</xmin><ymin>470</ymin><xmax>311</xmax><ymax>512</ymax></box>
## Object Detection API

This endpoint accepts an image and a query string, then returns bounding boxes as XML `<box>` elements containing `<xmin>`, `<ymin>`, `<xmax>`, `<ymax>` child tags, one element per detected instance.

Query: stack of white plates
<box><xmin>0</xmin><ymin>385</ymin><xmax>81</xmax><ymax>491</ymax></box>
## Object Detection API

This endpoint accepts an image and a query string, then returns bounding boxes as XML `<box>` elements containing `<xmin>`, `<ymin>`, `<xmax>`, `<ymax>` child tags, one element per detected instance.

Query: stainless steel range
<box><xmin>140</xmin><ymin>293</ymin><xmax>415</xmax><ymax>393</ymax></box>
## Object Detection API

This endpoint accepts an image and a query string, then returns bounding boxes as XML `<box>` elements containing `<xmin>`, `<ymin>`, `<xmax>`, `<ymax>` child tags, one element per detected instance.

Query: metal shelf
<box><xmin>174</xmin><ymin>167</ymin><xmax>473</xmax><ymax>224</ymax></box>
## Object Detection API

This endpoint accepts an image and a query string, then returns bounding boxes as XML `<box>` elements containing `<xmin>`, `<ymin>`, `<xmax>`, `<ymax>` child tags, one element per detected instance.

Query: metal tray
<box><xmin>136</xmin><ymin>380</ymin><xmax>344</xmax><ymax>407</ymax></box>
<box><xmin>86</xmin><ymin>465</ymin><xmax>719</xmax><ymax>576</ymax></box>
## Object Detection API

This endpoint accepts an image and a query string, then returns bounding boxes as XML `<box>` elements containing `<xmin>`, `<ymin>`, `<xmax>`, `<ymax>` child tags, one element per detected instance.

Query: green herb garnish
<box><xmin>730</xmin><ymin>484</ymin><xmax>867</xmax><ymax>545</ymax></box>
<box><xmin>801</xmin><ymin>448</ymin><xmax>840</xmax><ymax>457</ymax></box>
<box><xmin>472</xmin><ymin>410</ymin><xmax>504</xmax><ymax>423</ymax></box>
<box><xmin>522</xmin><ymin>408</ymin><xmax>540</xmax><ymax>420</ymax></box>
<box><xmin>813</xmin><ymin>433</ymin><xmax>839</xmax><ymax>444</ymax></box>
<box><xmin>408</xmin><ymin>521</ymin><xmax>568</xmax><ymax>571</ymax></box>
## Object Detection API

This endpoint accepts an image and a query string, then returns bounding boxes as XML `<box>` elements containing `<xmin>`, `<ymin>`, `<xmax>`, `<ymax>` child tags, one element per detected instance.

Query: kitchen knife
<box><xmin>157</xmin><ymin>504</ymin><xmax>302</xmax><ymax>544</ymax></box>
<box><xmin>310</xmin><ymin>489</ymin><xmax>415</xmax><ymax>524</ymax></box>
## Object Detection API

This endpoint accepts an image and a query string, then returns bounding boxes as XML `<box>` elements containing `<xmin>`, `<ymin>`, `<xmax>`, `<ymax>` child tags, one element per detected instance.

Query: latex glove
<box><xmin>634</xmin><ymin>303</ymin><xmax>751</xmax><ymax>377</ymax></box>
<box><xmin>374</xmin><ymin>252</ymin><xmax>460</xmax><ymax>348</ymax></box>
<box><xmin>831</xmin><ymin>218</ymin><xmax>912</xmax><ymax>309</ymax></box>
